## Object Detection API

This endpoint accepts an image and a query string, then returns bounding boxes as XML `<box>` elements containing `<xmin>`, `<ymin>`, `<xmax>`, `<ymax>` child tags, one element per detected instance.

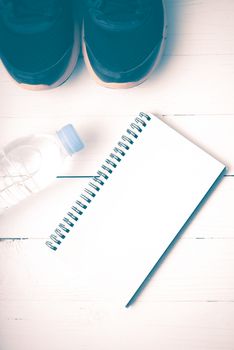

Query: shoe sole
<box><xmin>82</xmin><ymin>1</ymin><xmax>167</xmax><ymax>89</ymax></box>
<box><xmin>5</xmin><ymin>24</ymin><xmax>80</xmax><ymax>91</ymax></box>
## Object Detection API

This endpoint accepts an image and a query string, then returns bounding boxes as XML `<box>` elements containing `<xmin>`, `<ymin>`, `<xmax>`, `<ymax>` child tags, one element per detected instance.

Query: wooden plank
<box><xmin>0</xmin><ymin>236</ymin><xmax>234</xmax><ymax>302</ymax></box>
<box><xmin>0</xmin><ymin>300</ymin><xmax>234</xmax><ymax>350</ymax></box>
<box><xmin>1</xmin><ymin>55</ymin><xmax>234</xmax><ymax>115</ymax></box>
<box><xmin>0</xmin><ymin>237</ymin><xmax>234</xmax><ymax>350</ymax></box>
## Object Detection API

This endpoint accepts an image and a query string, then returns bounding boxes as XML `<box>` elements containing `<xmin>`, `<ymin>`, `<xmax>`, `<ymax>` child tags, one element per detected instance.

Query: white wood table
<box><xmin>0</xmin><ymin>1</ymin><xmax>234</xmax><ymax>349</ymax></box>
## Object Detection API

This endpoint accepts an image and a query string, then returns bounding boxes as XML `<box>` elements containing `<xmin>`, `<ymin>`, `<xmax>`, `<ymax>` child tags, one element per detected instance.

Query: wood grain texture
<box><xmin>0</xmin><ymin>0</ymin><xmax>234</xmax><ymax>349</ymax></box>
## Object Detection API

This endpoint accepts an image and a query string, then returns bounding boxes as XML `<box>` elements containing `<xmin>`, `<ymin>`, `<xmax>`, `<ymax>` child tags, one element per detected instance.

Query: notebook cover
<box><xmin>55</xmin><ymin>113</ymin><xmax>226</xmax><ymax>306</ymax></box>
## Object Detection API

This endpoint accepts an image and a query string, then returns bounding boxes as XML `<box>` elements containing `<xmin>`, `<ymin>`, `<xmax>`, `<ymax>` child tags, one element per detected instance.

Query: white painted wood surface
<box><xmin>0</xmin><ymin>0</ymin><xmax>234</xmax><ymax>349</ymax></box>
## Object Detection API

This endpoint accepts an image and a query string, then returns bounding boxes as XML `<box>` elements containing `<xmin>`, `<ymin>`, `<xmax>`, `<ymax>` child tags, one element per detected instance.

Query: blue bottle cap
<box><xmin>57</xmin><ymin>124</ymin><xmax>84</xmax><ymax>156</ymax></box>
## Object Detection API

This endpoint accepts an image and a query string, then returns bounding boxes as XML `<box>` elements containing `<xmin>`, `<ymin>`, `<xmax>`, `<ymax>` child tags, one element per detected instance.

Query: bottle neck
<box><xmin>55</xmin><ymin>133</ymin><xmax>71</xmax><ymax>158</ymax></box>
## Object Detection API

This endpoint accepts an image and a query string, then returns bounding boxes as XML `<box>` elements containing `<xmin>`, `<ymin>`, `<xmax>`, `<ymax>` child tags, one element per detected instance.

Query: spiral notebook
<box><xmin>45</xmin><ymin>112</ymin><xmax>226</xmax><ymax>306</ymax></box>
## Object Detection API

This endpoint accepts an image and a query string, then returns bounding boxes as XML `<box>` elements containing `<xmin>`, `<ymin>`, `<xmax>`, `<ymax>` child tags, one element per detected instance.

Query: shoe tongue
<box><xmin>17</xmin><ymin>0</ymin><xmax>58</xmax><ymax>14</ymax></box>
<box><xmin>1</xmin><ymin>0</ymin><xmax>60</xmax><ymax>28</ymax></box>
<box><xmin>19</xmin><ymin>0</ymin><xmax>47</xmax><ymax>7</ymax></box>
<box><xmin>88</xmin><ymin>0</ymin><xmax>152</xmax><ymax>29</ymax></box>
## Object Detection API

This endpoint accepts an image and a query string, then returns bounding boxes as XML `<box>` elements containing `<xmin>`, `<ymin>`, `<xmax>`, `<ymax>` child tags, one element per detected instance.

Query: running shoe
<box><xmin>82</xmin><ymin>0</ymin><xmax>167</xmax><ymax>88</ymax></box>
<box><xmin>0</xmin><ymin>0</ymin><xmax>79</xmax><ymax>90</ymax></box>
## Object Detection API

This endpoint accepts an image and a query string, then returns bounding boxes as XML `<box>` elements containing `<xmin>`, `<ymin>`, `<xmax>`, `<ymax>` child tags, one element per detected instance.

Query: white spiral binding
<box><xmin>46</xmin><ymin>112</ymin><xmax>151</xmax><ymax>251</ymax></box>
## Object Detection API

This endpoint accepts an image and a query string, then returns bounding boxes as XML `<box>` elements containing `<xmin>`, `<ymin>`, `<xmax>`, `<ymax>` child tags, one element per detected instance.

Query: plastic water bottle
<box><xmin>0</xmin><ymin>124</ymin><xmax>84</xmax><ymax>213</ymax></box>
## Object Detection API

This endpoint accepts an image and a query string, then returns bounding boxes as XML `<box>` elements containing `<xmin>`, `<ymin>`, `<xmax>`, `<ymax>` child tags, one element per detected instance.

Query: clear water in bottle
<box><xmin>0</xmin><ymin>124</ymin><xmax>84</xmax><ymax>214</ymax></box>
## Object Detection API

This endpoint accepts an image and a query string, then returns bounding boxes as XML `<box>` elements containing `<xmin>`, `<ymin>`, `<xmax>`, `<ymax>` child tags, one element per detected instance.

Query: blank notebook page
<box><xmin>57</xmin><ymin>114</ymin><xmax>225</xmax><ymax>306</ymax></box>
